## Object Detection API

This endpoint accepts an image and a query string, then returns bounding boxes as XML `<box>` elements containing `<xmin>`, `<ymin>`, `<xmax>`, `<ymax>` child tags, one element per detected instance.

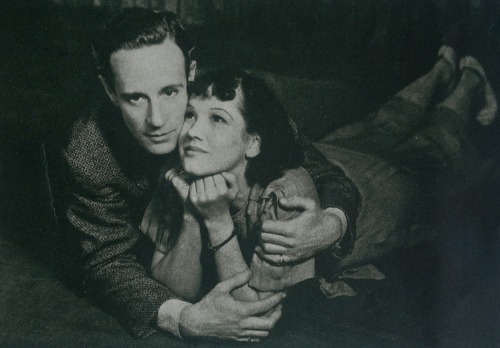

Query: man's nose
<box><xmin>146</xmin><ymin>100</ymin><xmax>166</xmax><ymax>128</ymax></box>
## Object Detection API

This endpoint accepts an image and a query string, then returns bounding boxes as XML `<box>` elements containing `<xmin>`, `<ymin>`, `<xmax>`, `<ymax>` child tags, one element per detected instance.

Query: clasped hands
<box><xmin>166</xmin><ymin>168</ymin><xmax>237</xmax><ymax>222</ymax></box>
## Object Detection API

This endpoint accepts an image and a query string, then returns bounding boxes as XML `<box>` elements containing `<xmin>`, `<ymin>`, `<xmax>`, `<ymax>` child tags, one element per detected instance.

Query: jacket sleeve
<box><xmin>61</xmin><ymin>161</ymin><xmax>179</xmax><ymax>338</ymax></box>
<box><xmin>299</xmin><ymin>135</ymin><xmax>362</xmax><ymax>259</ymax></box>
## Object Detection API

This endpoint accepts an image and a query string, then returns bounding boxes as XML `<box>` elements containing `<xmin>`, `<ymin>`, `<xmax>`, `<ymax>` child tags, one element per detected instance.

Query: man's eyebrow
<box><xmin>160</xmin><ymin>84</ymin><xmax>185</xmax><ymax>94</ymax></box>
<box><xmin>211</xmin><ymin>107</ymin><xmax>234</xmax><ymax>120</ymax></box>
<box><xmin>119</xmin><ymin>92</ymin><xmax>146</xmax><ymax>100</ymax></box>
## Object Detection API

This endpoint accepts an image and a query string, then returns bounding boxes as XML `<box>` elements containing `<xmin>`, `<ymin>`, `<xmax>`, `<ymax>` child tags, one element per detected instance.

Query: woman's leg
<box><xmin>322</xmin><ymin>46</ymin><xmax>457</xmax><ymax>156</ymax></box>
<box><xmin>311</xmin><ymin>47</ymin><xmax>459</xmax><ymax>265</ymax></box>
<box><xmin>313</xmin><ymin>51</ymin><xmax>494</xmax><ymax>270</ymax></box>
<box><xmin>389</xmin><ymin>57</ymin><xmax>488</xmax><ymax>172</ymax></box>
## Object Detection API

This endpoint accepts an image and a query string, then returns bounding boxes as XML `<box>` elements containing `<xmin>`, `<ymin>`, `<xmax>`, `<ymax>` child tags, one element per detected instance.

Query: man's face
<box><xmin>108</xmin><ymin>39</ymin><xmax>189</xmax><ymax>155</ymax></box>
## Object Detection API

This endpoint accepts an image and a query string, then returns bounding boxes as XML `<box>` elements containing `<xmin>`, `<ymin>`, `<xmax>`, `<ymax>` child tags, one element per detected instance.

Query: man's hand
<box><xmin>257</xmin><ymin>196</ymin><xmax>345</xmax><ymax>264</ymax></box>
<box><xmin>178</xmin><ymin>270</ymin><xmax>284</xmax><ymax>342</ymax></box>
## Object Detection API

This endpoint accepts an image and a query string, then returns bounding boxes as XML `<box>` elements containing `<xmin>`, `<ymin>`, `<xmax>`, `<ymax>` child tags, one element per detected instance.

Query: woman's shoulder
<box><xmin>263</xmin><ymin>167</ymin><xmax>318</xmax><ymax>201</ymax></box>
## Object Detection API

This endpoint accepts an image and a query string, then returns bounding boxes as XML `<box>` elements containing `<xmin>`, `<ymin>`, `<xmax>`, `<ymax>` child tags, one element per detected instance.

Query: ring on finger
<box><xmin>278</xmin><ymin>254</ymin><xmax>285</xmax><ymax>266</ymax></box>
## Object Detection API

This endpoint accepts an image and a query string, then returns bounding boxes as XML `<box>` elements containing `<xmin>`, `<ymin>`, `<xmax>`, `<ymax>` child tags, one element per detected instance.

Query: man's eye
<box><xmin>127</xmin><ymin>96</ymin><xmax>146</xmax><ymax>105</ymax></box>
<box><xmin>211</xmin><ymin>114</ymin><xmax>227</xmax><ymax>123</ymax></box>
<box><xmin>164</xmin><ymin>89</ymin><xmax>179</xmax><ymax>97</ymax></box>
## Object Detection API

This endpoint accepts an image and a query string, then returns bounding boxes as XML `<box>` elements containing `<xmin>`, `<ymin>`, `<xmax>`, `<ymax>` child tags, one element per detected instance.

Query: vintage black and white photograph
<box><xmin>1</xmin><ymin>0</ymin><xmax>499</xmax><ymax>347</ymax></box>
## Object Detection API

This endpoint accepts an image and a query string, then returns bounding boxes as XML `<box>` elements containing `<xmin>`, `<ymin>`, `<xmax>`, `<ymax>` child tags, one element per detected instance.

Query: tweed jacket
<box><xmin>60</xmin><ymin>99</ymin><xmax>360</xmax><ymax>338</ymax></box>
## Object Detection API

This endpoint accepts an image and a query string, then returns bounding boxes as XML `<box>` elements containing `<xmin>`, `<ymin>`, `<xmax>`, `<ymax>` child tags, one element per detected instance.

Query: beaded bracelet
<box><xmin>207</xmin><ymin>228</ymin><xmax>237</xmax><ymax>253</ymax></box>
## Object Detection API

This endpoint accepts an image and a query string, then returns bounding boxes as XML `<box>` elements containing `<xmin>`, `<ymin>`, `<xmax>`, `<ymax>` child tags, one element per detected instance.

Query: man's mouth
<box><xmin>145</xmin><ymin>129</ymin><xmax>176</xmax><ymax>142</ymax></box>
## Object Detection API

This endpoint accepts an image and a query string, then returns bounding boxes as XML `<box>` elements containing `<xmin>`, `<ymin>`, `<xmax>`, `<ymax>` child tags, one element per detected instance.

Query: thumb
<box><xmin>220</xmin><ymin>172</ymin><xmax>239</xmax><ymax>197</ymax></box>
<box><xmin>221</xmin><ymin>172</ymin><xmax>238</xmax><ymax>189</ymax></box>
<box><xmin>218</xmin><ymin>269</ymin><xmax>252</xmax><ymax>293</ymax></box>
<box><xmin>278</xmin><ymin>196</ymin><xmax>316</xmax><ymax>211</ymax></box>
<box><xmin>165</xmin><ymin>168</ymin><xmax>177</xmax><ymax>182</ymax></box>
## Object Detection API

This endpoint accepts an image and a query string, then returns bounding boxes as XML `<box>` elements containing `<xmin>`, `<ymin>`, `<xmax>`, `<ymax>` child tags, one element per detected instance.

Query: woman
<box><xmin>141</xmin><ymin>69</ymin><xmax>319</xmax><ymax>301</ymax></box>
<box><xmin>142</xmin><ymin>46</ymin><xmax>497</xmax><ymax>302</ymax></box>
<box><xmin>257</xmin><ymin>46</ymin><xmax>498</xmax><ymax>297</ymax></box>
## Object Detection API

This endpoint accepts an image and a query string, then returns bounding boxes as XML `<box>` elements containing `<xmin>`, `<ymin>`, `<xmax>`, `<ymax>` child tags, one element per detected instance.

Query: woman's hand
<box><xmin>165</xmin><ymin>167</ymin><xmax>191</xmax><ymax>204</ymax></box>
<box><xmin>189</xmin><ymin>172</ymin><xmax>239</xmax><ymax>226</ymax></box>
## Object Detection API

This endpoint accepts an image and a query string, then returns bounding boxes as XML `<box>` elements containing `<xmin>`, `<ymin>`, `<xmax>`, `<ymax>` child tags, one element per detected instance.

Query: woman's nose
<box><xmin>186</xmin><ymin>118</ymin><xmax>206</xmax><ymax>138</ymax></box>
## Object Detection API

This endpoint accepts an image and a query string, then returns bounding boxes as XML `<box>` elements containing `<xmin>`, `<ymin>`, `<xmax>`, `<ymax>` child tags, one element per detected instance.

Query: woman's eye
<box><xmin>211</xmin><ymin>114</ymin><xmax>227</xmax><ymax>123</ymax></box>
<box><xmin>184</xmin><ymin>111</ymin><xmax>195</xmax><ymax>120</ymax></box>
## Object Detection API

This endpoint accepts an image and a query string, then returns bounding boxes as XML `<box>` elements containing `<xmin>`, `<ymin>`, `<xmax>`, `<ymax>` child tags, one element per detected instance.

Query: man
<box><xmin>61</xmin><ymin>8</ymin><xmax>360</xmax><ymax>341</ymax></box>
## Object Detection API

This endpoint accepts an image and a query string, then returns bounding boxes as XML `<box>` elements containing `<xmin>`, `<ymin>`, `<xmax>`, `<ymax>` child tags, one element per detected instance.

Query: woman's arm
<box><xmin>148</xmin><ymin>168</ymin><xmax>206</xmax><ymax>301</ymax></box>
<box><xmin>151</xmin><ymin>212</ymin><xmax>203</xmax><ymax>301</ymax></box>
<box><xmin>189</xmin><ymin>174</ymin><xmax>271</xmax><ymax>302</ymax></box>
<box><xmin>204</xmin><ymin>217</ymin><xmax>261</xmax><ymax>302</ymax></box>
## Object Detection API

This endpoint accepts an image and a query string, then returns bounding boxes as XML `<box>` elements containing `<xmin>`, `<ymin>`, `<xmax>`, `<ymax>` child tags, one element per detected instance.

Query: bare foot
<box><xmin>435</xmin><ymin>45</ymin><xmax>458</xmax><ymax>101</ymax></box>
<box><xmin>460</xmin><ymin>56</ymin><xmax>498</xmax><ymax>125</ymax></box>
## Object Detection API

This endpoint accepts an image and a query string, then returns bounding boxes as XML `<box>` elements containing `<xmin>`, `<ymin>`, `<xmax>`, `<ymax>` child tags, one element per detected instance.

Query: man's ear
<box><xmin>98</xmin><ymin>75</ymin><xmax>118</xmax><ymax>106</ymax></box>
<box><xmin>245</xmin><ymin>134</ymin><xmax>261</xmax><ymax>158</ymax></box>
<box><xmin>188</xmin><ymin>60</ymin><xmax>197</xmax><ymax>82</ymax></box>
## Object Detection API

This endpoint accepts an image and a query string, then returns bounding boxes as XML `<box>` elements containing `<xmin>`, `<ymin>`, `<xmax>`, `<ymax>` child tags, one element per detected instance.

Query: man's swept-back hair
<box><xmin>190</xmin><ymin>69</ymin><xmax>304</xmax><ymax>187</ymax></box>
<box><xmin>93</xmin><ymin>7</ymin><xmax>195</xmax><ymax>84</ymax></box>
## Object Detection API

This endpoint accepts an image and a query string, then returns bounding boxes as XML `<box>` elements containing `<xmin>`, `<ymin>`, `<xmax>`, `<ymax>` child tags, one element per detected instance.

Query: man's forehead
<box><xmin>110</xmin><ymin>40</ymin><xmax>186</xmax><ymax>90</ymax></box>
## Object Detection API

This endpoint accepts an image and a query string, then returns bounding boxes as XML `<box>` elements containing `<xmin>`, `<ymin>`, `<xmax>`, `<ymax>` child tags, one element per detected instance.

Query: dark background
<box><xmin>0</xmin><ymin>0</ymin><xmax>499</xmax><ymax>347</ymax></box>
<box><xmin>0</xmin><ymin>0</ymin><xmax>448</xmax><ymax>259</ymax></box>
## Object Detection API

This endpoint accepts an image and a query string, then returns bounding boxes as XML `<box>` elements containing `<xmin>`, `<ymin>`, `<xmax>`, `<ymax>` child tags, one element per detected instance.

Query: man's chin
<box><xmin>142</xmin><ymin>142</ymin><xmax>177</xmax><ymax>155</ymax></box>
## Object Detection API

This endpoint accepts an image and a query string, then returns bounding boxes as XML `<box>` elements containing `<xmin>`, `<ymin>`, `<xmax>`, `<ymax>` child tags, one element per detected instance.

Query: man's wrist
<box><xmin>157</xmin><ymin>299</ymin><xmax>191</xmax><ymax>339</ymax></box>
<box><xmin>178</xmin><ymin>302</ymin><xmax>200</xmax><ymax>339</ymax></box>
<box><xmin>324</xmin><ymin>207</ymin><xmax>347</xmax><ymax>243</ymax></box>
<box><xmin>323</xmin><ymin>207</ymin><xmax>354</xmax><ymax>259</ymax></box>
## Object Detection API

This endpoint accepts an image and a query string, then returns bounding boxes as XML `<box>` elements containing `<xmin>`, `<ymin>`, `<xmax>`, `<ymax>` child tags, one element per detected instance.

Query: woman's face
<box><xmin>178</xmin><ymin>87</ymin><xmax>257</xmax><ymax>178</ymax></box>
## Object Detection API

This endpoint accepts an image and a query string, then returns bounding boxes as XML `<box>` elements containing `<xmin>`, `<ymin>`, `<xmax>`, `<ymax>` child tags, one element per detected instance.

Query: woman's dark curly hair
<box><xmin>189</xmin><ymin>69</ymin><xmax>304</xmax><ymax>187</ymax></box>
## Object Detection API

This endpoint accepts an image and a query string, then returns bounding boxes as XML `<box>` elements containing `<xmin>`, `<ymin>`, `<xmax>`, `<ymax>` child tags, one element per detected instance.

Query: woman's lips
<box><xmin>183</xmin><ymin>145</ymin><xmax>208</xmax><ymax>155</ymax></box>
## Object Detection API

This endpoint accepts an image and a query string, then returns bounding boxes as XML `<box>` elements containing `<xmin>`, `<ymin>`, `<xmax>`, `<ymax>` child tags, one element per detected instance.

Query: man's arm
<box><xmin>259</xmin><ymin>136</ymin><xmax>361</xmax><ymax>264</ymax></box>
<box><xmin>299</xmin><ymin>137</ymin><xmax>361</xmax><ymax>258</ymax></box>
<box><xmin>62</xmin><ymin>143</ymin><xmax>285</xmax><ymax>341</ymax></box>
<box><xmin>64</xmin><ymin>171</ymin><xmax>286</xmax><ymax>341</ymax></box>
<box><xmin>174</xmin><ymin>270</ymin><xmax>285</xmax><ymax>342</ymax></box>
<box><xmin>63</xmin><ymin>176</ymin><xmax>178</xmax><ymax>338</ymax></box>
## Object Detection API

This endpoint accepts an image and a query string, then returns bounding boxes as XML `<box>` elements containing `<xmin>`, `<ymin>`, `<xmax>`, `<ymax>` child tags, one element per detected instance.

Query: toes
<box><xmin>460</xmin><ymin>56</ymin><xmax>498</xmax><ymax>126</ymax></box>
